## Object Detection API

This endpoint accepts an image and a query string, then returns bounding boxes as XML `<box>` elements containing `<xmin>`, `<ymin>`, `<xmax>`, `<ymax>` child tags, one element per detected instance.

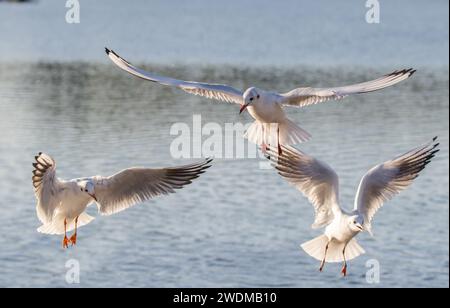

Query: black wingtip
<box><xmin>387</xmin><ymin>68</ymin><xmax>416</xmax><ymax>77</ymax></box>
<box><xmin>432</xmin><ymin>136</ymin><xmax>438</xmax><ymax>142</ymax></box>
<box><xmin>430</xmin><ymin>149</ymin><xmax>440</xmax><ymax>156</ymax></box>
<box><xmin>105</xmin><ymin>47</ymin><xmax>111</xmax><ymax>55</ymax></box>
<box><xmin>202</xmin><ymin>158</ymin><xmax>214</xmax><ymax>169</ymax></box>
<box><xmin>402</xmin><ymin>68</ymin><xmax>413</xmax><ymax>75</ymax></box>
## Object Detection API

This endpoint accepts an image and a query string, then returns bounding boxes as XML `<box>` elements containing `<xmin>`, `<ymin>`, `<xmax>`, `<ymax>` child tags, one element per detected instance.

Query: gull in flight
<box><xmin>105</xmin><ymin>48</ymin><xmax>415</xmax><ymax>154</ymax></box>
<box><xmin>268</xmin><ymin>137</ymin><xmax>439</xmax><ymax>276</ymax></box>
<box><xmin>32</xmin><ymin>153</ymin><xmax>212</xmax><ymax>248</ymax></box>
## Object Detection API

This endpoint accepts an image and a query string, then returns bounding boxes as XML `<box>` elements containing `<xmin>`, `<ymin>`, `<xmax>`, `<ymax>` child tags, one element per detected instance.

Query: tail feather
<box><xmin>279</xmin><ymin>119</ymin><xmax>312</xmax><ymax>145</ymax></box>
<box><xmin>37</xmin><ymin>212</ymin><xmax>95</xmax><ymax>235</ymax></box>
<box><xmin>301</xmin><ymin>235</ymin><xmax>365</xmax><ymax>263</ymax></box>
<box><xmin>345</xmin><ymin>239</ymin><xmax>366</xmax><ymax>260</ymax></box>
<box><xmin>244</xmin><ymin>119</ymin><xmax>311</xmax><ymax>146</ymax></box>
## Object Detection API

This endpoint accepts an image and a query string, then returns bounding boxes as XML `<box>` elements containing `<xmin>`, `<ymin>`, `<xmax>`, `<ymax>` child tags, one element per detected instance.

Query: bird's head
<box><xmin>78</xmin><ymin>180</ymin><xmax>97</xmax><ymax>201</ymax></box>
<box><xmin>348</xmin><ymin>215</ymin><xmax>364</xmax><ymax>232</ymax></box>
<box><xmin>240</xmin><ymin>87</ymin><xmax>261</xmax><ymax>114</ymax></box>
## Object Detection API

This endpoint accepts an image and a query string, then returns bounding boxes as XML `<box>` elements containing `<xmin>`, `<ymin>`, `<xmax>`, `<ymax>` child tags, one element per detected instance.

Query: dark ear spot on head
<box><xmin>257</xmin><ymin>95</ymin><xmax>260</xmax><ymax>99</ymax></box>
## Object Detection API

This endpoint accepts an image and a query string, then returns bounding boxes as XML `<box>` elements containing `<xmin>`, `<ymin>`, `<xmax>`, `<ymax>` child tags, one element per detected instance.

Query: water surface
<box><xmin>0</xmin><ymin>0</ymin><xmax>448</xmax><ymax>288</ymax></box>
<box><xmin>0</xmin><ymin>63</ymin><xmax>448</xmax><ymax>288</ymax></box>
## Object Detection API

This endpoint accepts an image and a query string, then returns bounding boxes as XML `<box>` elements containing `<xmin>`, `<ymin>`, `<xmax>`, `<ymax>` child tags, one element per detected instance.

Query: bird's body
<box><xmin>40</xmin><ymin>178</ymin><xmax>100</xmax><ymax>231</ymax></box>
<box><xmin>324</xmin><ymin>211</ymin><xmax>359</xmax><ymax>243</ymax></box>
<box><xmin>243</xmin><ymin>88</ymin><xmax>311</xmax><ymax>151</ymax></box>
<box><xmin>105</xmin><ymin>48</ymin><xmax>415</xmax><ymax>153</ymax></box>
<box><xmin>32</xmin><ymin>153</ymin><xmax>212</xmax><ymax>248</ymax></box>
<box><xmin>50</xmin><ymin>183</ymin><xmax>89</xmax><ymax>222</ymax></box>
<box><xmin>269</xmin><ymin>138</ymin><xmax>439</xmax><ymax>276</ymax></box>
<box><xmin>245</xmin><ymin>89</ymin><xmax>284</xmax><ymax>123</ymax></box>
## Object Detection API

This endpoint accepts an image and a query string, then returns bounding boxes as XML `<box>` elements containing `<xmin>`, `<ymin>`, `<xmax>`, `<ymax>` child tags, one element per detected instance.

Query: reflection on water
<box><xmin>0</xmin><ymin>63</ymin><xmax>448</xmax><ymax>287</ymax></box>
<box><xmin>0</xmin><ymin>0</ymin><xmax>448</xmax><ymax>67</ymax></box>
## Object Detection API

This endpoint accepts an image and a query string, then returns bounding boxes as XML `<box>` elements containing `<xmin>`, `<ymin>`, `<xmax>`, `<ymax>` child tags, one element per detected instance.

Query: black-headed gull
<box><xmin>32</xmin><ymin>153</ymin><xmax>212</xmax><ymax>248</ymax></box>
<box><xmin>269</xmin><ymin>138</ymin><xmax>439</xmax><ymax>276</ymax></box>
<box><xmin>105</xmin><ymin>48</ymin><xmax>415</xmax><ymax>155</ymax></box>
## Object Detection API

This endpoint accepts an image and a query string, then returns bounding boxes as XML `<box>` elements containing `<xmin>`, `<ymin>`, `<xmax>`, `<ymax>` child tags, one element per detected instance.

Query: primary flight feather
<box><xmin>269</xmin><ymin>137</ymin><xmax>439</xmax><ymax>276</ymax></box>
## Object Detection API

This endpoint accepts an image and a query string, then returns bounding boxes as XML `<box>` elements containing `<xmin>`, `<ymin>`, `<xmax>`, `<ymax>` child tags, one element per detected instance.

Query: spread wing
<box><xmin>106</xmin><ymin>48</ymin><xmax>244</xmax><ymax>104</ymax></box>
<box><xmin>354</xmin><ymin>137</ymin><xmax>440</xmax><ymax>235</ymax></box>
<box><xmin>93</xmin><ymin>159</ymin><xmax>213</xmax><ymax>215</ymax></box>
<box><xmin>32</xmin><ymin>153</ymin><xmax>63</xmax><ymax>224</ymax></box>
<box><xmin>281</xmin><ymin>69</ymin><xmax>416</xmax><ymax>107</ymax></box>
<box><xmin>268</xmin><ymin>146</ymin><xmax>341</xmax><ymax>229</ymax></box>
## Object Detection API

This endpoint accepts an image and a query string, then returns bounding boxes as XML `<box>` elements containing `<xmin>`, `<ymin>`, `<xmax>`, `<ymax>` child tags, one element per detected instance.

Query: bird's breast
<box><xmin>325</xmin><ymin>219</ymin><xmax>359</xmax><ymax>242</ymax></box>
<box><xmin>247</xmin><ymin>101</ymin><xmax>286</xmax><ymax>123</ymax></box>
<box><xmin>58</xmin><ymin>189</ymin><xmax>92</xmax><ymax>219</ymax></box>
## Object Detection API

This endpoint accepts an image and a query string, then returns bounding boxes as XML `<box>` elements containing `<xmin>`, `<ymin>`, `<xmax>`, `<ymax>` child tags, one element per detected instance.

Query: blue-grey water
<box><xmin>0</xmin><ymin>0</ymin><xmax>448</xmax><ymax>288</ymax></box>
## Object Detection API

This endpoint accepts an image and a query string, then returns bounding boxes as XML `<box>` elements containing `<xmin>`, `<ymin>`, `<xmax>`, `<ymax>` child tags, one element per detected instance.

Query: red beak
<box><xmin>240</xmin><ymin>103</ymin><xmax>249</xmax><ymax>114</ymax></box>
<box><xmin>89</xmin><ymin>194</ymin><xmax>98</xmax><ymax>202</ymax></box>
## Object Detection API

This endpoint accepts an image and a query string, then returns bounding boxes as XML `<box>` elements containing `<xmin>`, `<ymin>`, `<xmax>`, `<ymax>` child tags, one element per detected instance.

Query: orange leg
<box><xmin>70</xmin><ymin>216</ymin><xmax>78</xmax><ymax>246</ymax></box>
<box><xmin>341</xmin><ymin>263</ymin><xmax>347</xmax><ymax>277</ymax></box>
<box><xmin>62</xmin><ymin>219</ymin><xmax>70</xmax><ymax>249</ymax></box>
<box><xmin>319</xmin><ymin>242</ymin><xmax>330</xmax><ymax>272</ymax></box>
<box><xmin>341</xmin><ymin>245</ymin><xmax>348</xmax><ymax>277</ymax></box>
<box><xmin>261</xmin><ymin>143</ymin><xmax>268</xmax><ymax>153</ymax></box>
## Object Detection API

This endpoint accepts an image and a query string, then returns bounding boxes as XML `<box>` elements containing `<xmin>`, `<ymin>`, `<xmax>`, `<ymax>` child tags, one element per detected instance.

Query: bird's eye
<box><xmin>353</xmin><ymin>221</ymin><xmax>357</xmax><ymax>224</ymax></box>
<box><xmin>250</xmin><ymin>97</ymin><xmax>254</xmax><ymax>101</ymax></box>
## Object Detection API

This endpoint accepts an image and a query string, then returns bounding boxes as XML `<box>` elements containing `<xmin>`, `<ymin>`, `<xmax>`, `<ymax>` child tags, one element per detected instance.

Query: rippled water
<box><xmin>0</xmin><ymin>0</ymin><xmax>448</xmax><ymax>67</ymax></box>
<box><xmin>0</xmin><ymin>0</ymin><xmax>448</xmax><ymax>288</ymax></box>
<box><xmin>0</xmin><ymin>63</ymin><xmax>448</xmax><ymax>288</ymax></box>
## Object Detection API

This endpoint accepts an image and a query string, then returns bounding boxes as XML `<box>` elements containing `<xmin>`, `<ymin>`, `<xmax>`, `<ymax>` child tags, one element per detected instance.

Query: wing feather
<box><xmin>281</xmin><ymin>69</ymin><xmax>416</xmax><ymax>107</ymax></box>
<box><xmin>354</xmin><ymin>137</ymin><xmax>440</xmax><ymax>234</ymax></box>
<box><xmin>268</xmin><ymin>146</ymin><xmax>341</xmax><ymax>229</ymax></box>
<box><xmin>106</xmin><ymin>48</ymin><xmax>244</xmax><ymax>104</ymax></box>
<box><xmin>93</xmin><ymin>159</ymin><xmax>213</xmax><ymax>215</ymax></box>
<box><xmin>33</xmin><ymin>153</ymin><xmax>62</xmax><ymax>224</ymax></box>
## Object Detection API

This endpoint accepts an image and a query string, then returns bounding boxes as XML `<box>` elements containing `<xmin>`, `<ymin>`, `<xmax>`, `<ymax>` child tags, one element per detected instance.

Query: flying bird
<box><xmin>32</xmin><ymin>153</ymin><xmax>212</xmax><ymax>248</ymax></box>
<box><xmin>105</xmin><ymin>47</ymin><xmax>416</xmax><ymax>154</ymax></box>
<box><xmin>268</xmin><ymin>138</ymin><xmax>439</xmax><ymax>276</ymax></box>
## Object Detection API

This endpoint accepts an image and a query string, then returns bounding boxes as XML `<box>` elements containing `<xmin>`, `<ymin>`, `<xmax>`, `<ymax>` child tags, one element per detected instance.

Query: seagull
<box><xmin>32</xmin><ymin>153</ymin><xmax>212</xmax><ymax>248</ymax></box>
<box><xmin>105</xmin><ymin>47</ymin><xmax>416</xmax><ymax>155</ymax></box>
<box><xmin>268</xmin><ymin>137</ymin><xmax>439</xmax><ymax>276</ymax></box>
